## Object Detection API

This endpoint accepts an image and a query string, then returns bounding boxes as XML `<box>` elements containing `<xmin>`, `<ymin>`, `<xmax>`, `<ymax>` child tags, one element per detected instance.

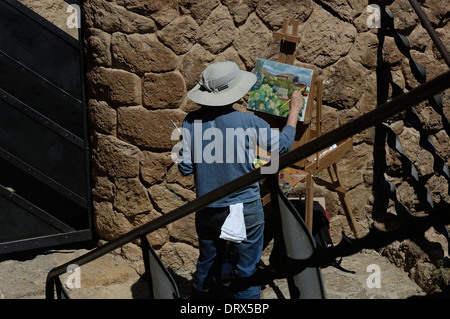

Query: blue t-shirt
<box><xmin>177</xmin><ymin>106</ymin><xmax>296</xmax><ymax>207</ymax></box>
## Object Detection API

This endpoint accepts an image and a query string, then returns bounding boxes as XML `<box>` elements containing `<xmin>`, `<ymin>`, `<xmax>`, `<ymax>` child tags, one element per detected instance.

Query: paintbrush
<box><xmin>170</xmin><ymin>119</ymin><xmax>181</xmax><ymax>133</ymax></box>
<box><xmin>280</xmin><ymin>86</ymin><xmax>307</xmax><ymax>109</ymax></box>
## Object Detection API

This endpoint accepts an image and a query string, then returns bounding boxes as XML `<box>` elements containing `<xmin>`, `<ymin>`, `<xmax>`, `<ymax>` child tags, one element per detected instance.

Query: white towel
<box><xmin>219</xmin><ymin>203</ymin><xmax>247</xmax><ymax>243</ymax></box>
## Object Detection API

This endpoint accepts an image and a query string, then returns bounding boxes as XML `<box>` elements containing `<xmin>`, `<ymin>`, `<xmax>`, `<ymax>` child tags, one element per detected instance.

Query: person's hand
<box><xmin>289</xmin><ymin>90</ymin><xmax>304</xmax><ymax>115</ymax></box>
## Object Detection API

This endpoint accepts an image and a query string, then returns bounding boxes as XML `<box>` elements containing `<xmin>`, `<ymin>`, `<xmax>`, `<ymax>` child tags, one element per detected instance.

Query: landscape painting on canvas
<box><xmin>247</xmin><ymin>58</ymin><xmax>313</xmax><ymax>122</ymax></box>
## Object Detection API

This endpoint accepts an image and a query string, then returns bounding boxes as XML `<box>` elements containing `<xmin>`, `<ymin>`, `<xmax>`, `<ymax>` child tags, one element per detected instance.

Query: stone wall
<box><xmin>82</xmin><ymin>0</ymin><xmax>449</xmax><ymax>286</ymax></box>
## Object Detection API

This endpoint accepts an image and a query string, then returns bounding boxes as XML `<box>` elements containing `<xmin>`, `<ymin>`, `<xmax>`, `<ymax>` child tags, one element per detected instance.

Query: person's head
<box><xmin>187</xmin><ymin>61</ymin><xmax>257</xmax><ymax>107</ymax></box>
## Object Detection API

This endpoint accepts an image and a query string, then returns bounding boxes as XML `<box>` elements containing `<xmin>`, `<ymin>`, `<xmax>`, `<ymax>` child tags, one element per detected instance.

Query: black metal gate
<box><xmin>0</xmin><ymin>0</ymin><xmax>92</xmax><ymax>254</ymax></box>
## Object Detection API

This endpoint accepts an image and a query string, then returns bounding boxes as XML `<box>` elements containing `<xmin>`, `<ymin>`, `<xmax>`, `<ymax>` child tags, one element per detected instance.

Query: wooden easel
<box><xmin>258</xmin><ymin>18</ymin><xmax>359</xmax><ymax>238</ymax></box>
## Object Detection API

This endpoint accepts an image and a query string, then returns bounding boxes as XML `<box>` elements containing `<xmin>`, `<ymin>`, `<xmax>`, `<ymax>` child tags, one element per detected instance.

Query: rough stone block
<box><xmin>92</xmin><ymin>133</ymin><xmax>140</xmax><ymax>178</ymax></box>
<box><xmin>198</xmin><ymin>5</ymin><xmax>236</xmax><ymax>54</ymax></box>
<box><xmin>88</xmin><ymin>67</ymin><xmax>142</xmax><ymax>105</ymax></box>
<box><xmin>142</xmin><ymin>71</ymin><xmax>186</xmax><ymax>109</ymax></box>
<box><xmin>112</xmin><ymin>33</ymin><xmax>177</xmax><ymax>74</ymax></box>
<box><xmin>117</xmin><ymin>106</ymin><xmax>186</xmax><ymax>151</ymax></box>
<box><xmin>84</xmin><ymin>0</ymin><xmax>156</xmax><ymax>33</ymax></box>
<box><xmin>140</xmin><ymin>151</ymin><xmax>173</xmax><ymax>186</ymax></box>
<box><xmin>88</xmin><ymin>99</ymin><xmax>117</xmax><ymax>135</ymax></box>
<box><xmin>114</xmin><ymin>178</ymin><xmax>153</xmax><ymax>216</ymax></box>
<box><xmin>158</xmin><ymin>15</ymin><xmax>199</xmax><ymax>55</ymax></box>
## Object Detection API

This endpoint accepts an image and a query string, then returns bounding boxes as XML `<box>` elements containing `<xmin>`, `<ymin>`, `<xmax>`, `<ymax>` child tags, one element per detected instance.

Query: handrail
<box><xmin>45</xmin><ymin>70</ymin><xmax>450</xmax><ymax>299</ymax></box>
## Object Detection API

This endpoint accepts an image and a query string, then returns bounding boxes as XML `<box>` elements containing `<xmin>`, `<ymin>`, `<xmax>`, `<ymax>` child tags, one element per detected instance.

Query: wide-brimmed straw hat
<box><xmin>187</xmin><ymin>61</ymin><xmax>257</xmax><ymax>106</ymax></box>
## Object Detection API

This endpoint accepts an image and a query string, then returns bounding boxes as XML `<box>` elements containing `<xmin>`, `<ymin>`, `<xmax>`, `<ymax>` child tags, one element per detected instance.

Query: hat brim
<box><xmin>187</xmin><ymin>71</ymin><xmax>257</xmax><ymax>106</ymax></box>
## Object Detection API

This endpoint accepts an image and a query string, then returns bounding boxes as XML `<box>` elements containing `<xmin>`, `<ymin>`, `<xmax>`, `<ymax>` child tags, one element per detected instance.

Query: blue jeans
<box><xmin>194</xmin><ymin>200</ymin><xmax>264</xmax><ymax>299</ymax></box>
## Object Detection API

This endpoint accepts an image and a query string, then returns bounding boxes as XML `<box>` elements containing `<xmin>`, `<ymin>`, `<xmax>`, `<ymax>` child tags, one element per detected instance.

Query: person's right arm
<box><xmin>254</xmin><ymin>91</ymin><xmax>305</xmax><ymax>155</ymax></box>
<box><xmin>285</xmin><ymin>90</ymin><xmax>304</xmax><ymax>130</ymax></box>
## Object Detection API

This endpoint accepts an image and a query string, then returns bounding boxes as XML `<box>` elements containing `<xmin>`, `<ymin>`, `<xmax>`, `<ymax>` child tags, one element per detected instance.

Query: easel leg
<box><xmin>328</xmin><ymin>164</ymin><xmax>359</xmax><ymax>238</ymax></box>
<box><xmin>305</xmin><ymin>173</ymin><xmax>314</xmax><ymax>232</ymax></box>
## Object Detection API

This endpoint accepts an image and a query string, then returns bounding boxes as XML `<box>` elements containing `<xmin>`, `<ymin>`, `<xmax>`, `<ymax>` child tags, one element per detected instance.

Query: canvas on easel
<box><xmin>247</xmin><ymin>58</ymin><xmax>313</xmax><ymax>122</ymax></box>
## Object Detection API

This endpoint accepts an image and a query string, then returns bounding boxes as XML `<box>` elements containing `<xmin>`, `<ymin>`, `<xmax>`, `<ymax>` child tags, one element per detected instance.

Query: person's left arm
<box><xmin>176</xmin><ymin>120</ymin><xmax>194</xmax><ymax>176</ymax></box>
